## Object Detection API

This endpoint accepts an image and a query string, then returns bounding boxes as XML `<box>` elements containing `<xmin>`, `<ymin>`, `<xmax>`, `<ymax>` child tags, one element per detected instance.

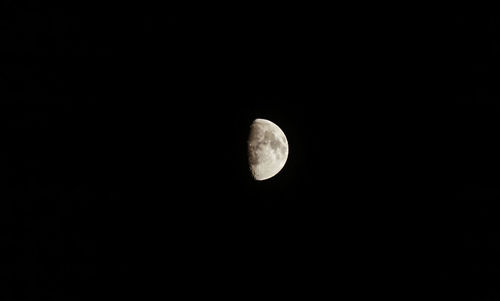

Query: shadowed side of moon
<box><xmin>248</xmin><ymin>119</ymin><xmax>289</xmax><ymax>181</ymax></box>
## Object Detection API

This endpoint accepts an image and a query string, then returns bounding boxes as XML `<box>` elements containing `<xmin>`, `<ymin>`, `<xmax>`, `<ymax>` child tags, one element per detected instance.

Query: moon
<box><xmin>248</xmin><ymin>118</ymin><xmax>289</xmax><ymax>181</ymax></box>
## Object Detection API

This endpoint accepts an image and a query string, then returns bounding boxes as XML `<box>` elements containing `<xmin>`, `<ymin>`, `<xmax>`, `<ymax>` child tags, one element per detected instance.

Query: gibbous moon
<box><xmin>248</xmin><ymin>118</ymin><xmax>289</xmax><ymax>181</ymax></box>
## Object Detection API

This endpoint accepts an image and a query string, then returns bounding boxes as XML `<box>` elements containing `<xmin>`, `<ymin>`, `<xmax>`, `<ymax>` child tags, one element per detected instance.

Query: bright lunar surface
<box><xmin>248</xmin><ymin>118</ymin><xmax>289</xmax><ymax>181</ymax></box>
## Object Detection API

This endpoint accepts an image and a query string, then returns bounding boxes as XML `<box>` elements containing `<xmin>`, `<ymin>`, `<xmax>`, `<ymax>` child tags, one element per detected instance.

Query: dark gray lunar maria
<box><xmin>248</xmin><ymin>118</ymin><xmax>289</xmax><ymax>181</ymax></box>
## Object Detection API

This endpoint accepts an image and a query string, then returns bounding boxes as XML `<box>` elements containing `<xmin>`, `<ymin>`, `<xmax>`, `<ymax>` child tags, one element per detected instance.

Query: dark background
<box><xmin>2</xmin><ymin>4</ymin><xmax>500</xmax><ymax>299</ymax></box>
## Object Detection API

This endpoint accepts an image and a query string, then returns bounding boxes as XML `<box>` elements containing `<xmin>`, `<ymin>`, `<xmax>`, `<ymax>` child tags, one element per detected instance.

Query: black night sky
<box><xmin>3</xmin><ymin>4</ymin><xmax>500</xmax><ymax>300</ymax></box>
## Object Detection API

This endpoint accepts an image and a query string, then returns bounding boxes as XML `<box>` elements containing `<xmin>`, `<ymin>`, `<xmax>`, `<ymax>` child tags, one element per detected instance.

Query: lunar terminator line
<box><xmin>248</xmin><ymin>118</ymin><xmax>289</xmax><ymax>180</ymax></box>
